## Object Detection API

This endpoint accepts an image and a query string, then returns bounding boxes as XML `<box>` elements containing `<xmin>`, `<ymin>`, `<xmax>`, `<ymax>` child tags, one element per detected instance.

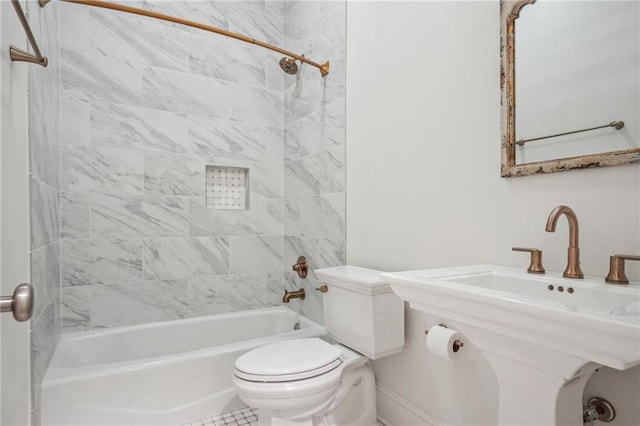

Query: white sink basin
<box><xmin>382</xmin><ymin>265</ymin><xmax>640</xmax><ymax>425</ymax></box>
<box><xmin>382</xmin><ymin>264</ymin><xmax>640</xmax><ymax>370</ymax></box>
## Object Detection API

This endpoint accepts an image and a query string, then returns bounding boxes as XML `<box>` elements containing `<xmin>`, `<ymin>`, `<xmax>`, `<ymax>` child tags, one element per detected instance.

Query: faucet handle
<box><xmin>292</xmin><ymin>256</ymin><xmax>308</xmax><ymax>279</ymax></box>
<box><xmin>605</xmin><ymin>254</ymin><xmax>640</xmax><ymax>285</ymax></box>
<box><xmin>512</xmin><ymin>247</ymin><xmax>546</xmax><ymax>274</ymax></box>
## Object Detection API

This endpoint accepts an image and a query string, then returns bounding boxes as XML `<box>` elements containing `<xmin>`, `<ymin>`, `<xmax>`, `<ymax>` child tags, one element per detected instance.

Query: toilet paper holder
<box><xmin>424</xmin><ymin>324</ymin><xmax>465</xmax><ymax>353</ymax></box>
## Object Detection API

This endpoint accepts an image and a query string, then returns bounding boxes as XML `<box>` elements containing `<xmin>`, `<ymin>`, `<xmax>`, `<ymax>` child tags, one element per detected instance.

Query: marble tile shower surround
<box><xmin>282</xmin><ymin>1</ymin><xmax>346</xmax><ymax>324</ymax></box>
<box><xmin>27</xmin><ymin>0</ymin><xmax>61</xmax><ymax>424</ymax></box>
<box><xmin>58</xmin><ymin>0</ymin><xmax>346</xmax><ymax>332</ymax></box>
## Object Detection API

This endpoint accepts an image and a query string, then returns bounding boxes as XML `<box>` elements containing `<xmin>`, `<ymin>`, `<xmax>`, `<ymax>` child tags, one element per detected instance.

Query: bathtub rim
<box><xmin>44</xmin><ymin>306</ymin><xmax>326</xmax><ymax>386</ymax></box>
<box><xmin>58</xmin><ymin>305</ymin><xmax>308</xmax><ymax>342</ymax></box>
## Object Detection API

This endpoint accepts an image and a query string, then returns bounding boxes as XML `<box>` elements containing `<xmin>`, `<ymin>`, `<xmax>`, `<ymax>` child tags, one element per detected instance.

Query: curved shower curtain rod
<box><xmin>41</xmin><ymin>0</ymin><xmax>330</xmax><ymax>77</ymax></box>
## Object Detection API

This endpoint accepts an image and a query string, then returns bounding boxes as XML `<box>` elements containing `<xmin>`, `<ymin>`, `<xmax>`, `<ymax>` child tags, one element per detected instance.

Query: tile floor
<box><xmin>183</xmin><ymin>406</ymin><xmax>258</xmax><ymax>426</ymax></box>
<box><xmin>183</xmin><ymin>406</ymin><xmax>386</xmax><ymax>426</ymax></box>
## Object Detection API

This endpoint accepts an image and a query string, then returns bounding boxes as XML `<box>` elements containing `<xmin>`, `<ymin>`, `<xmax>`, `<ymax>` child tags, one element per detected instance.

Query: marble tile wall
<box><xmin>27</xmin><ymin>1</ymin><xmax>61</xmax><ymax>424</ymax></box>
<box><xmin>282</xmin><ymin>1</ymin><xmax>347</xmax><ymax>324</ymax></box>
<box><xmin>58</xmin><ymin>0</ymin><xmax>289</xmax><ymax>333</ymax></box>
<box><xmin>24</xmin><ymin>1</ymin><xmax>343</xmax><ymax>424</ymax></box>
<box><xmin>58</xmin><ymin>0</ymin><xmax>346</xmax><ymax>333</ymax></box>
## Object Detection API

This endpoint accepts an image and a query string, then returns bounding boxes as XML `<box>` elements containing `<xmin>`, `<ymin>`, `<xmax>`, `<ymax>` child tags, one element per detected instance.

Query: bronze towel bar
<box><xmin>516</xmin><ymin>121</ymin><xmax>625</xmax><ymax>146</ymax></box>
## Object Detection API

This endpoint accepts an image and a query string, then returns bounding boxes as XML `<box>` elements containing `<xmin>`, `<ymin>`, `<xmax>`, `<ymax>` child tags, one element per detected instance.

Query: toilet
<box><xmin>233</xmin><ymin>265</ymin><xmax>405</xmax><ymax>425</ymax></box>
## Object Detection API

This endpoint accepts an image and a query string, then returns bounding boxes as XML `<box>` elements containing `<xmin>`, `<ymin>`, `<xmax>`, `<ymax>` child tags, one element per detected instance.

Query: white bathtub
<box><xmin>41</xmin><ymin>306</ymin><xmax>326</xmax><ymax>426</ymax></box>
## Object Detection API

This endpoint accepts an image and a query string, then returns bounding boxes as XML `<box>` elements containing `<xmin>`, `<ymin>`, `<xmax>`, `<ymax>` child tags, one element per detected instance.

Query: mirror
<box><xmin>500</xmin><ymin>0</ymin><xmax>640</xmax><ymax>177</ymax></box>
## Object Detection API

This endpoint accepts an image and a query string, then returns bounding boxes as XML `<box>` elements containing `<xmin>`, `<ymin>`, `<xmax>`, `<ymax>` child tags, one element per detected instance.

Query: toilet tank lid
<box><xmin>315</xmin><ymin>265</ymin><xmax>391</xmax><ymax>295</ymax></box>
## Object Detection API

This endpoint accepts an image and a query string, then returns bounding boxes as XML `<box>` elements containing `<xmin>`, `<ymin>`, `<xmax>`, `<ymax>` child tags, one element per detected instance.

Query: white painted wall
<box><xmin>346</xmin><ymin>1</ymin><xmax>640</xmax><ymax>424</ymax></box>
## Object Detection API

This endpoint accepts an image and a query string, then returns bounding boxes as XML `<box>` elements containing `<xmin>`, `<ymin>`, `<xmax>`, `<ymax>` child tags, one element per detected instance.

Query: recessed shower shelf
<box><xmin>206</xmin><ymin>166</ymin><xmax>249</xmax><ymax>210</ymax></box>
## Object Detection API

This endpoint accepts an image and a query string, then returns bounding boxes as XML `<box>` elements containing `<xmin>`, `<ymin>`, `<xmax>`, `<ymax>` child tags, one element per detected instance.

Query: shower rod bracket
<box><xmin>9</xmin><ymin>46</ymin><xmax>48</xmax><ymax>67</ymax></box>
<box><xmin>9</xmin><ymin>0</ymin><xmax>48</xmax><ymax>67</ymax></box>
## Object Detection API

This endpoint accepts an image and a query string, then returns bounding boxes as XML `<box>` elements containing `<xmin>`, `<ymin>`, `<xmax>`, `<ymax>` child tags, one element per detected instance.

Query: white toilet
<box><xmin>233</xmin><ymin>266</ymin><xmax>405</xmax><ymax>425</ymax></box>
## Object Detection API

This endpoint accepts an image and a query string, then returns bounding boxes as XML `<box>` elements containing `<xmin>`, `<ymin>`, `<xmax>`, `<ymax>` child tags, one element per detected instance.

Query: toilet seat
<box><xmin>233</xmin><ymin>343</ymin><xmax>375</xmax><ymax>424</ymax></box>
<box><xmin>234</xmin><ymin>338</ymin><xmax>343</xmax><ymax>382</ymax></box>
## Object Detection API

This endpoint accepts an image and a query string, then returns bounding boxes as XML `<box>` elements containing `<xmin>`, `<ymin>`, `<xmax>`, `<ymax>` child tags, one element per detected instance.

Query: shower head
<box><xmin>279</xmin><ymin>57</ymin><xmax>299</xmax><ymax>75</ymax></box>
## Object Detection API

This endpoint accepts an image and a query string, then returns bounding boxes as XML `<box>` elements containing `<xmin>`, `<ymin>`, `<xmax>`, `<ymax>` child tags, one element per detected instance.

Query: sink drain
<box><xmin>584</xmin><ymin>396</ymin><xmax>616</xmax><ymax>423</ymax></box>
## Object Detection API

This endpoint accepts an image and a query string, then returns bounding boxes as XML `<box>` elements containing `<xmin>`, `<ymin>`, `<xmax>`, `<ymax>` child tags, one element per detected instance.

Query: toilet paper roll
<box><xmin>426</xmin><ymin>325</ymin><xmax>463</xmax><ymax>361</ymax></box>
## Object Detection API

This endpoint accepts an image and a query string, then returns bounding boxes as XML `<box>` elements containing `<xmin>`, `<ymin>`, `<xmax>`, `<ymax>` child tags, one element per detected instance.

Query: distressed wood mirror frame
<box><xmin>500</xmin><ymin>0</ymin><xmax>640</xmax><ymax>178</ymax></box>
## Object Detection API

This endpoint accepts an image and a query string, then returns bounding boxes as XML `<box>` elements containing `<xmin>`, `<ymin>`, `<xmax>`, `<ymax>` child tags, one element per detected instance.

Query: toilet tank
<box><xmin>315</xmin><ymin>266</ymin><xmax>404</xmax><ymax>359</ymax></box>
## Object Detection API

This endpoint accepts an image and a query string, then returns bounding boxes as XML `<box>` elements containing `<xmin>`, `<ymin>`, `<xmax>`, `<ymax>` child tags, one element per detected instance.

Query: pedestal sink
<box><xmin>381</xmin><ymin>265</ymin><xmax>640</xmax><ymax>425</ymax></box>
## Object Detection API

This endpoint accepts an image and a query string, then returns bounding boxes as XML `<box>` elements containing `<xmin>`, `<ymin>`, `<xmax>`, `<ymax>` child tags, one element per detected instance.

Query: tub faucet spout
<box><xmin>283</xmin><ymin>288</ymin><xmax>305</xmax><ymax>303</ymax></box>
<box><xmin>545</xmin><ymin>205</ymin><xmax>584</xmax><ymax>279</ymax></box>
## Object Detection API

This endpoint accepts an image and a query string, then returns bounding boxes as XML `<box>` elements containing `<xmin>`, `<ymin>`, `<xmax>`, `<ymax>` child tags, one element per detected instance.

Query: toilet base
<box><xmin>257</xmin><ymin>364</ymin><xmax>377</xmax><ymax>426</ymax></box>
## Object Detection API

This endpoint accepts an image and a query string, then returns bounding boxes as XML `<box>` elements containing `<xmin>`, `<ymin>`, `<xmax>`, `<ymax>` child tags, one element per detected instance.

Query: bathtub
<box><xmin>41</xmin><ymin>306</ymin><xmax>326</xmax><ymax>426</ymax></box>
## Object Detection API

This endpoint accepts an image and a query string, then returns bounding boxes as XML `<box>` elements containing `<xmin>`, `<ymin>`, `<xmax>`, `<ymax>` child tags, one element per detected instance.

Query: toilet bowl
<box><xmin>232</xmin><ymin>266</ymin><xmax>405</xmax><ymax>425</ymax></box>
<box><xmin>233</xmin><ymin>338</ymin><xmax>375</xmax><ymax>425</ymax></box>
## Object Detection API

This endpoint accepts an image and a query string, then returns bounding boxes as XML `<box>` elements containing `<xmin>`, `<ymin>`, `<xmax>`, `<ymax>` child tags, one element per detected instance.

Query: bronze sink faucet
<box><xmin>545</xmin><ymin>205</ymin><xmax>584</xmax><ymax>279</ymax></box>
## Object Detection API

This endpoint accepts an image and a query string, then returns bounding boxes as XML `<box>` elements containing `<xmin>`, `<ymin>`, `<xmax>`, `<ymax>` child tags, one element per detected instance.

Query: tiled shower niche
<box><xmin>206</xmin><ymin>166</ymin><xmax>249</xmax><ymax>210</ymax></box>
